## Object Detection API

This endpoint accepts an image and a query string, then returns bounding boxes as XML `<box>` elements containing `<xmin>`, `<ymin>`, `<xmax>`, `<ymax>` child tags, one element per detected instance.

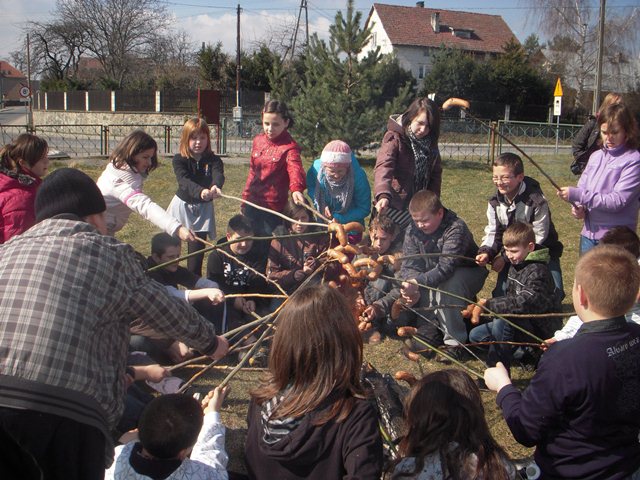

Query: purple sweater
<box><xmin>567</xmin><ymin>144</ymin><xmax>640</xmax><ymax>240</ymax></box>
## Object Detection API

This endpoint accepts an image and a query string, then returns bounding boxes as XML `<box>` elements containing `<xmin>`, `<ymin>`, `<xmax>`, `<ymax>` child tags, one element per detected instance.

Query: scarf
<box><xmin>408</xmin><ymin>129</ymin><xmax>433</xmax><ymax>193</ymax></box>
<box><xmin>260</xmin><ymin>389</ymin><xmax>302</xmax><ymax>445</ymax></box>
<box><xmin>314</xmin><ymin>163</ymin><xmax>355</xmax><ymax>216</ymax></box>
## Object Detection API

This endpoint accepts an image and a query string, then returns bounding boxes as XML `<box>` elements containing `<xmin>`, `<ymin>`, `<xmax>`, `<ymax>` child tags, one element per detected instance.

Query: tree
<box><xmin>420</xmin><ymin>48</ymin><xmax>484</xmax><ymax>100</ymax></box>
<box><xmin>241</xmin><ymin>45</ymin><xmax>281</xmax><ymax>91</ymax></box>
<box><xmin>290</xmin><ymin>0</ymin><xmax>413</xmax><ymax>155</ymax></box>
<box><xmin>57</xmin><ymin>0</ymin><xmax>171</xmax><ymax>88</ymax></box>
<box><xmin>197</xmin><ymin>42</ymin><xmax>232</xmax><ymax>90</ymax></box>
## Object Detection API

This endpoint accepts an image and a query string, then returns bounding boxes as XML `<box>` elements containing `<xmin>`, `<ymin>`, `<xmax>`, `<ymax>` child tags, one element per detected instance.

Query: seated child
<box><xmin>485</xmin><ymin>245</ymin><xmax>640</xmax><ymax>479</ymax></box>
<box><xmin>468</xmin><ymin>222</ymin><xmax>561</xmax><ymax>370</ymax></box>
<box><xmin>206</xmin><ymin>214</ymin><xmax>271</xmax><ymax>333</ymax></box>
<box><xmin>547</xmin><ymin>226</ymin><xmax>640</xmax><ymax>344</ymax></box>
<box><xmin>392</xmin><ymin>369</ymin><xmax>515</xmax><ymax>479</ymax></box>
<box><xmin>475</xmin><ymin>152</ymin><xmax>563</xmax><ymax>300</ymax></box>
<box><xmin>267</xmin><ymin>197</ymin><xmax>328</xmax><ymax>296</ymax></box>
<box><xmin>106</xmin><ymin>387</ymin><xmax>229</xmax><ymax>480</ymax></box>
<box><xmin>306</xmin><ymin>139</ymin><xmax>371</xmax><ymax>243</ymax></box>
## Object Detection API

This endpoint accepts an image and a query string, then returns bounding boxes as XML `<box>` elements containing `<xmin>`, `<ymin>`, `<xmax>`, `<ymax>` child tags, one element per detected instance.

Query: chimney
<box><xmin>416</xmin><ymin>1</ymin><xmax>424</xmax><ymax>7</ymax></box>
<box><xmin>431</xmin><ymin>12</ymin><xmax>440</xmax><ymax>32</ymax></box>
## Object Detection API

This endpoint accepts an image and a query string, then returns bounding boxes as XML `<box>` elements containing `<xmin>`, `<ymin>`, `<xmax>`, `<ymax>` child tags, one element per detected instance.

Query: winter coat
<box><xmin>0</xmin><ymin>167</ymin><xmax>41</xmax><ymax>243</ymax></box>
<box><xmin>242</xmin><ymin>131</ymin><xmax>306</xmax><ymax>213</ymax></box>
<box><xmin>306</xmin><ymin>155</ymin><xmax>371</xmax><ymax>226</ymax></box>
<box><xmin>571</xmin><ymin>115</ymin><xmax>599</xmax><ymax>175</ymax></box>
<box><xmin>566</xmin><ymin>144</ymin><xmax>640</xmax><ymax>241</ymax></box>
<box><xmin>373</xmin><ymin>115</ymin><xmax>442</xmax><ymax>211</ymax></box>
<box><xmin>478</xmin><ymin>176</ymin><xmax>563</xmax><ymax>261</ymax></box>
<box><xmin>172</xmin><ymin>151</ymin><xmax>225</xmax><ymax>204</ymax></box>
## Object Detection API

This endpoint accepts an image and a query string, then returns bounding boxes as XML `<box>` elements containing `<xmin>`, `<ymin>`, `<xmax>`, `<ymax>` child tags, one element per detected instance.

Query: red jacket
<box><xmin>0</xmin><ymin>169</ymin><xmax>41</xmax><ymax>243</ymax></box>
<box><xmin>242</xmin><ymin>131</ymin><xmax>306</xmax><ymax>213</ymax></box>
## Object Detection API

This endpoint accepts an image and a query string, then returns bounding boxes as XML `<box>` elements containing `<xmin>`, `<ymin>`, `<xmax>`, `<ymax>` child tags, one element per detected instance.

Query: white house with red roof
<box><xmin>362</xmin><ymin>2</ymin><xmax>518</xmax><ymax>85</ymax></box>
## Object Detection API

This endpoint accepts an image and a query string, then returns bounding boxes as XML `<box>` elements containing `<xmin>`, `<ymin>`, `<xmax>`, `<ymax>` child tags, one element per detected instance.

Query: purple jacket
<box><xmin>567</xmin><ymin>145</ymin><xmax>640</xmax><ymax>240</ymax></box>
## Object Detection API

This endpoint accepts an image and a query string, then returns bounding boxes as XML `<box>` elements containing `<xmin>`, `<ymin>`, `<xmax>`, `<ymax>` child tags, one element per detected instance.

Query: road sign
<box><xmin>554</xmin><ymin>96</ymin><xmax>562</xmax><ymax>116</ymax></box>
<box><xmin>19</xmin><ymin>86</ymin><xmax>31</xmax><ymax>98</ymax></box>
<box><xmin>553</xmin><ymin>78</ymin><xmax>563</xmax><ymax>97</ymax></box>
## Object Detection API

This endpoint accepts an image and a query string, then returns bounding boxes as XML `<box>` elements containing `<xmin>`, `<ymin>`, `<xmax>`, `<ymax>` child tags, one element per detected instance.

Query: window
<box><xmin>418</xmin><ymin>65</ymin><xmax>426</xmax><ymax>79</ymax></box>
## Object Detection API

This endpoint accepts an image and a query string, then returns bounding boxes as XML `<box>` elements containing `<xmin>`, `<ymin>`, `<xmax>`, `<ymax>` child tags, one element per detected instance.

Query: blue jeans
<box><xmin>580</xmin><ymin>236</ymin><xmax>599</xmax><ymax>255</ymax></box>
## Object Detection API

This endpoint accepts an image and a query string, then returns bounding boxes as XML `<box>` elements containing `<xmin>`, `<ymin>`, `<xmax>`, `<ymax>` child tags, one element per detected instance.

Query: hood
<box><xmin>525</xmin><ymin>246</ymin><xmax>550</xmax><ymax>264</ymax></box>
<box><xmin>386</xmin><ymin>114</ymin><xmax>406</xmax><ymax>136</ymax></box>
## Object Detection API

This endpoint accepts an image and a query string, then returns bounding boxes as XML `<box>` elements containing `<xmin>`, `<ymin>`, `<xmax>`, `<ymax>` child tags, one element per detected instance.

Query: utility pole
<box><xmin>291</xmin><ymin>0</ymin><xmax>304</xmax><ymax>61</ymax></box>
<box><xmin>26</xmin><ymin>33</ymin><xmax>33</xmax><ymax>131</ymax></box>
<box><xmin>304</xmin><ymin>0</ymin><xmax>309</xmax><ymax>47</ymax></box>
<box><xmin>592</xmin><ymin>0</ymin><xmax>606</xmax><ymax>113</ymax></box>
<box><xmin>234</xmin><ymin>4</ymin><xmax>243</xmax><ymax>124</ymax></box>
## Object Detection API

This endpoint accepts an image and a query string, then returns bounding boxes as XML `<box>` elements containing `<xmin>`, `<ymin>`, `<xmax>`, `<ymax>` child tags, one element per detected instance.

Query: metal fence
<box><xmin>495</xmin><ymin>120</ymin><xmax>582</xmax><ymax>157</ymax></box>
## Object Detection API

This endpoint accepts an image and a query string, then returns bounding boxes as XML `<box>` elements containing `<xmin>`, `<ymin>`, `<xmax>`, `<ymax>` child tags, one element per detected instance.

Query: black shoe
<box><xmin>438</xmin><ymin>345</ymin><xmax>472</xmax><ymax>364</ymax></box>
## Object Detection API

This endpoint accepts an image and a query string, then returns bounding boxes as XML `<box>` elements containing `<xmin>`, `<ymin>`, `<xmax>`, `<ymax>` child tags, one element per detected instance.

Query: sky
<box><xmin>0</xmin><ymin>0</ymin><xmax>634</xmax><ymax>64</ymax></box>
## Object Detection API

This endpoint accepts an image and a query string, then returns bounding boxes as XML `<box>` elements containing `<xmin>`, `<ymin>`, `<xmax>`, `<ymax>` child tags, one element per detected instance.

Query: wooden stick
<box><xmin>411</xmin><ymin>305</ymin><xmax>576</xmax><ymax>318</ymax></box>
<box><xmin>225</xmin><ymin>293</ymin><xmax>288</xmax><ymax>299</ymax></box>
<box><xmin>298</xmin><ymin>200</ymin><xmax>332</xmax><ymax>224</ymax></box>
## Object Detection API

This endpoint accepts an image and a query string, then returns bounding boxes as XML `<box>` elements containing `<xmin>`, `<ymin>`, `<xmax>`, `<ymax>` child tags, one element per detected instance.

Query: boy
<box><xmin>467</xmin><ymin>222</ymin><xmax>560</xmax><ymax>369</ymax></box>
<box><xmin>475</xmin><ymin>152</ymin><xmax>564</xmax><ymax>299</ymax></box>
<box><xmin>485</xmin><ymin>245</ymin><xmax>640</xmax><ymax>479</ymax></box>
<box><xmin>366</xmin><ymin>190</ymin><xmax>487</xmax><ymax>357</ymax></box>
<box><xmin>206</xmin><ymin>214</ymin><xmax>271</xmax><ymax>333</ymax></box>
<box><xmin>106</xmin><ymin>387</ymin><xmax>229</xmax><ymax>479</ymax></box>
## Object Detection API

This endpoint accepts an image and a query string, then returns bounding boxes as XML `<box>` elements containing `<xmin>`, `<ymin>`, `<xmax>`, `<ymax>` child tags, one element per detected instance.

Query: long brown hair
<box><xmin>394</xmin><ymin>369</ymin><xmax>511</xmax><ymax>480</ymax></box>
<box><xmin>401</xmin><ymin>97</ymin><xmax>440</xmax><ymax>144</ymax></box>
<box><xmin>251</xmin><ymin>285</ymin><xmax>364</xmax><ymax>424</ymax></box>
<box><xmin>598</xmin><ymin>103</ymin><xmax>639</xmax><ymax>150</ymax></box>
<box><xmin>0</xmin><ymin>134</ymin><xmax>48</xmax><ymax>173</ymax></box>
<box><xmin>109</xmin><ymin>130</ymin><xmax>158</xmax><ymax>172</ymax></box>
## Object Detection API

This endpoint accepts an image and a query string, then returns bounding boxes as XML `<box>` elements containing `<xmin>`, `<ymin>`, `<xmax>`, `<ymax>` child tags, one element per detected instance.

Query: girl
<box><xmin>0</xmin><ymin>133</ymin><xmax>49</xmax><ymax>243</ymax></box>
<box><xmin>374</xmin><ymin>97</ymin><xmax>442</xmax><ymax>229</ymax></box>
<box><xmin>167</xmin><ymin>118</ymin><xmax>225</xmax><ymax>275</ymax></box>
<box><xmin>306</xmin><ymin>139</ymin><xmax>371</xmax><ymax>243</ymax></box>
<box><xmin>97</xmin><ymin>130</ymin><xmax>194</xmax><ymax>241</ymax></box>
<box><xmin>559</xmin><ymin>103</ymin><xmax>640</xmax><ymax>254</ymax></box>
<box><xmin>267</xmin><ymin>197</ymin><xmax>328</xmax><ymax>295</ymax></box>
<box><xmin>245</xmin><ymin>285</ymin><xmax>383</xmax><ymax>480</ymax></box>
<box><xmin>392</xmin><ymin>369</ymin><xmax>515</xmax><ymax>479</ymax></box>
<box><xmin>241</xmin><ymin>100</ymin><xmax>306</xmax><ymax>236</ymax></box>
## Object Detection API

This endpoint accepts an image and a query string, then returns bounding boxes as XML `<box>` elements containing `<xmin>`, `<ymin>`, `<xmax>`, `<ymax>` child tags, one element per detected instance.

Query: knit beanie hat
<box><xmin>35</xmin><ymin>168</ymin><xmax>106</xmax><ymax>222</ymax></box>
<box><xmin>320</xmin><ymin>140</ymin><xmax>352</xmax><ymax>165</ymax></box>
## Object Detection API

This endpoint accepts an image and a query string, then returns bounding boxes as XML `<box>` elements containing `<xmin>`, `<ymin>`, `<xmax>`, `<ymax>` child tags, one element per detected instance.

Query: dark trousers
<box><xmin>187</xmin><ymin>231</ymin><xmax>209</xmax><ymax>276</ymax></box>
<box><xmin>0</xmin><ymin>407</ymin><xmax>106</xmax><ymax>480</ymax></box>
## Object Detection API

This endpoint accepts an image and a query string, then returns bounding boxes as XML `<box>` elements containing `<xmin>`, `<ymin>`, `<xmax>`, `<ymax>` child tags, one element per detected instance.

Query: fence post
<box><xmin>102</xmin><ymin>125</ymin><xmax>109</xmax><ymax>156</ymax></box>
<box><xmin>220</xmin><ymin>118</ymin><xmax>226</xmax><ymax>155</ymax></box>
<box><xmin>44</xmin><ymin>92</ymin><xmax>48</xmax><ymax>111</ymax></box>
<box><xmin>164</xmin><ymin>125</ymin><xmax>170</xmax><ymax>154</ymax></box>
<box><xmin>155</xmin><ymin>91</ymin><xmax>161</xmax><ymax>113</ymax></box>
<box><xmin>489</xmin><ymin>121</ymin><xmax>497</xmax><ymax>164</ymax></box>
<box><xmin>111</xmin><ymin>91</ymin><xmax>116</xmax><ymax>112</ymax></box>
<box><xmin>85</xmin><ymin>91</ymin><xmax>90</xmax><ymax>112</ymax></box>
<box><xmin>63</xmin><ymin>91</ymin><xmax>68</xmax><ymax>111</ymax></box>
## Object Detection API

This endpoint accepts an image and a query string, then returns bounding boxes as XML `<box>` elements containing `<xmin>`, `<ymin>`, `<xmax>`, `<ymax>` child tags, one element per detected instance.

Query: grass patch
<box><xmin>77</xmin><ymin>152</ymin><xmax>582</xmax><ymax>471</ymax></box>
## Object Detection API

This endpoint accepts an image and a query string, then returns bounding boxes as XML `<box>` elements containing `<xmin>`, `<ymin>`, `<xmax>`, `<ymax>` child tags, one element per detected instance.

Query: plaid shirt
<box><xmin>0</xmin><ymin>217</ymin><xmax>218</xmax><ymax>439</ymax></box>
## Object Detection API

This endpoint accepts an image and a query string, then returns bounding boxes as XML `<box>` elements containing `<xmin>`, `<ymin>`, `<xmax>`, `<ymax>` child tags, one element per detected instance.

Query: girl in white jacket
<box><xmin>97</xmin><ymin>130</ymin><xmax>194</xmax><ymax>241</ymax></box>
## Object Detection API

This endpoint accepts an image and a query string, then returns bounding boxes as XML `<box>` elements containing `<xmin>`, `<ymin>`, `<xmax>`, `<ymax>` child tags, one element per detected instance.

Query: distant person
<box><xmin>374</xmin><ymin>97</ymin><xmax>442</xmax><ymax>229</ymax></box>
<box><xmin>241</xmin><ymin>100</ymin><xmax>306</xmax><ymax>235</ymax></box>
<box><xmin>559</xmin><ymin>103</ymin><xmax>640</xmax><ymax>254</ymax></box>
<box><xmin>167</xmin><ymin>117</ymin><xmax>225</xmax><ymax>275</ymax></box>
<box><xmin>0</xmin><ymin>133</ymin><xmax>49</xmax><ymax>243</ymax></box>
<box><xmin>245</xmin><ymin>285</ymin><xmax>383</xmax><ymax>479</ymax></box>
<box><xmin>0</xmin><ymin>168</ymin><xmax>228</xmax><ymax>479</ymax></box>
<box><xmin>97</xmin><ymin>130</ymin><xmax>194</xmax><ymax>241</ymax></box>
<box><xmin>571</xmin><ymin>92</ymin><xmax>622</xmax><ymax>175</ymax></box>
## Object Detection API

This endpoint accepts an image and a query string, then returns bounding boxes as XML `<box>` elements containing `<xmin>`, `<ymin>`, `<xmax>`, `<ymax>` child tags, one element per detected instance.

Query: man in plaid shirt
<box><xmin>0</xmin><ymin>168</ymin><xmax>228</xmax><ymax>480</ymax></box>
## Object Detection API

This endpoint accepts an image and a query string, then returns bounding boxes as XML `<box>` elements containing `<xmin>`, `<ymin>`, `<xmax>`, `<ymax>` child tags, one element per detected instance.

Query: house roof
<box><xmin>370</xmin><ymin>3</ymin><xmax>517</xmax><ymax>54</ymax></box>
<box><xmin>0</xmin><ymin>61</ymin><xmax>25</xmax><ymax>78</ymax></box>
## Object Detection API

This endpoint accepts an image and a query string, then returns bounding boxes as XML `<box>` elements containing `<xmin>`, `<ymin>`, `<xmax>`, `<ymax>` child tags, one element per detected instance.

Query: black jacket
<box><xmin>571</xmin><ymin>115</ymin><xmax>599</xmax><ymax>175</ymax></box>
<box><xmin>172</xmin><ymin>151</ymin><xmax>224</xmax><ymax>203</ymax></box>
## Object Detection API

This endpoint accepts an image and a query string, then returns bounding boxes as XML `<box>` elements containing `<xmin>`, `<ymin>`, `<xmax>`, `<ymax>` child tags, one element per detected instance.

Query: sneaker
<box><xmin>438</xmin><ymin>346</ymin><xmax>472</xmax><ymax>364</ymax></box>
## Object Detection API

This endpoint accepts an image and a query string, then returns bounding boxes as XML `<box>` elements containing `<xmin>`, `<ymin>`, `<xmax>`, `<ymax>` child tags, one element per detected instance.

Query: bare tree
<box><xmin>27</xmin><ymin>20</ymin><xmax>86</xmax><ymax>81</ymax></box>
<box><xmin>56</xmin><ymin>0</ymin><xmax>170</xmax><ymax>88</ymax></box>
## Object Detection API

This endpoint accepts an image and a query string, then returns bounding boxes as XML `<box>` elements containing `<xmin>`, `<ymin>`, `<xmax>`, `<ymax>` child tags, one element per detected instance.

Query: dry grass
<box><xmin>67</xmin><ymin>151</ymin><xmax>582</xmax><ymax>473</ymax></box>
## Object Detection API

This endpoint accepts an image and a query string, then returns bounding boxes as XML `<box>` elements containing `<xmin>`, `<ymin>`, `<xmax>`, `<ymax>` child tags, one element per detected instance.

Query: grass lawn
<box><xmin>61</xmin><ymin>151</ymin><xmax>582</xmax><ymax>472</ymax></box>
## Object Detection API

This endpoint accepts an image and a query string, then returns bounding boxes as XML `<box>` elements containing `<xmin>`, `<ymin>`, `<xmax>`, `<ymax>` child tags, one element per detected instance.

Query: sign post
<box><xmin>553</xmin><ymin>78</ymin><xmax>563</xmax><ymax>154</ymax></box>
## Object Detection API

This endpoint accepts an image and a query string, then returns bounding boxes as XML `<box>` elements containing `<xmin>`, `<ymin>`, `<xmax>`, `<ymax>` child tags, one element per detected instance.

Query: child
<box><xmin>392</xmin><ymin>369</ymin><xmax>515</xmax><ymax>479</ymax></box>
<box><xmin>0</xmin><ymin>133</ymin><xmax>49</xmax><ymax>243</ymax></box>
<box><xmin>546</xmin><ymin>226</ymin><xmax>640</xmax><ymax>344</ymax></box>
<box><xmin>559</xmin><ymin>103</ymin><xmax>640</xmax><ymax>254</ymax></box>
<box><xmin>97</xmin><ymin>130</ymin><xmax>194</xmax><ymax>241</ymax></box>
<box><xmin>245</xmin><ymin>285</ymin><xmax>382</xmax><ymax>479</ymax></box>
<box><xmin>106</xmin><ymin>387</ymin><xmax>229</xmax><ymax>479</ymax></box>
<box><xmin>241</xmin><ymin>100</ymin><xmax>306</xmax><ymax>235</ymax></box>
<box><xmin>306</xmin><ymin>139</ymin><xmax>371</xmax><ymax>242</ymax></box>
<box><xmin>206</xmin><ymin>214</ymin><xmax>271</xmax><ymax>333</ymax></box>
<box><xmin>373</xmin><ymin>97</ymin><xmax>442</xmax><ymax>229</ymax></box>
<box><xmin>468</xmin><ymin>222</ymin><xmax>560</xmax><ymax>370</ymax></box>
<box><xmin>267</xmin><ymin>197</ymin><xmax>328</xmax><ymax>295</ymax></box>
<box><xmin>475</xmin><ymin>152</ymin><xmax>563</xmax><ymax>299</ymax></box>
<box><xmin>485</xmin><ymin>245</ymin><xmax>640</xmax><ymax>479</ymax></box>
<box><xmin>167</xmin><ymin>118</ymin><xmax>225</xmax><ymax>275</ymax></box>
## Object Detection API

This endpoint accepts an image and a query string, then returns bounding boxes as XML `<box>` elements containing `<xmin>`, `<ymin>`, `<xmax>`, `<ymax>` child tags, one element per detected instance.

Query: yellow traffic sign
<box><xmin>554</xmin><ymin>78</ymin><xmax>563</xmax><ymax>97</ymax></box>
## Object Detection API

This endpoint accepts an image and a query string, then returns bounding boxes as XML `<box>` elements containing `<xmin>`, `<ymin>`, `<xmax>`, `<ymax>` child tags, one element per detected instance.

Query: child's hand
<box><xmin>209</xmin><ymin>185</ymin><xmax>222</xmax><ymax>199</ymax></box>
<box><xmin>202</xmin><ymin>385</ymin><xmax>230</xmax><ymax>414</ymax></box>
<box><xmin>401</xmin><ymin>279</ymin><xmax>419</xmax><ymax>297</ymax></box>
<box><xmin>209</xmin><ymin>336</ymin><xmax>229</xmax><ymax>361</ymax></box>
<box><xmin>204</xmin><ymin>288</ymin><xmax>225</xmax><ymax>304</ymax></box>
<box><xmin>375</xmin><ymin>198</ymin><xmax>389</xmax><ymax>213</ymax></box>
<box><xmin>233</xmin><ymin>297</ymin><xmax>256</xmax><ymax>314</ymax></box>
<box><xmin>571</xmin><ymin>205</ymin><xmax>585</xmax><ymax>219</ymax></box>
<box><xmin>167</xmin><ymin>341</ymin><xmax>194</xmax><ymax>363</ymax></box>
<box><xmin>484</xmin><ymin>362</ymin><xmax>512</xmax><ymax>392</ymax></box>
<box><xmin>400</xmin><ymin>288</ymin><xmax>420</xmax><ymax>307</ymax></box>
<box><xmin>324</xmin><ymin>206</ymin><xmax>333</xmax><ymax>219</ymax></box>
<box><xmin>557</xmin><ymin>187</ymin><xmax>571</xmax><ymax>202</ymax></box>
<box><xmin>541</xmin><ymin>337</ymin><xmax>557</xmax><ymax>351</ymax></box>
<box><xmin>200</xmin><ymin>188</ymin><xmax>212</xmax><ymax>201</ymax></box>
<box><xmin>177</xmin><ymin>227</ymin><xmax>196</xmax><ymax>242</ymax></box>
<box><xmin>292</xmin><ymin>191</ymin><xmax>305</xmax><ymax>205</ymax></box>
<box><xmin>142</xmin><ymin>364</ymin><xmax>170</xmax><ymax>383</ymax></box>
<box><xmin>475</xmin><ymin>253</ymin><xmax>490</xmax><ymax>266</ymax></box>
<box><xmin>491</xmin><ymin>256</ymin><xmax>506</xmax><ymax>273</ymax></box>
<box><xmin>363</xmin><ymin>304</ymin><xmax>381</xmax><ymax>322</ymax></box>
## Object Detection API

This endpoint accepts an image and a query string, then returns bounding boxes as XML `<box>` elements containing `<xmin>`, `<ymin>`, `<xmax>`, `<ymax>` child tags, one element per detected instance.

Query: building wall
<box><xmin>33</xmin><ymin>110</ymin><xmax>190</xmax><ymax>126</ymax></box>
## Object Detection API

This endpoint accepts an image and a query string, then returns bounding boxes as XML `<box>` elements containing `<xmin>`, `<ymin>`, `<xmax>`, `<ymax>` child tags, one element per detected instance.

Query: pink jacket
<box><xmin>0</xmin><ymin>168</ymin><xmax>41</xmax><ymax>243</ymax></box>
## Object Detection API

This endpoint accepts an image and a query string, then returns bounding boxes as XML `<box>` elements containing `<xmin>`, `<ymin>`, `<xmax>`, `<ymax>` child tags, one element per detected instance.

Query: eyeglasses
<box><xmin>492</xmin><ymin>175</ymin><xmax>515</xmax><ymax>183</ymax></box>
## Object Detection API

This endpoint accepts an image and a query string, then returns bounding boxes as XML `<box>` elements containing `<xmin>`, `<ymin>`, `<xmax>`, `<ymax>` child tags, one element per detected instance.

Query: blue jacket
<box><xmin>306</xmin><ymin>155</ymin><xmax>371</xmax><ymax>225</ymax></box>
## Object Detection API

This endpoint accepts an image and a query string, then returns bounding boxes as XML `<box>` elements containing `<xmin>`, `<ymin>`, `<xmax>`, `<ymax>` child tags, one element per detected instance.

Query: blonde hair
<box><xmin>503</xmin><ymin>222</ymin><xmax>535</xmax><ymax>248</ymax></box>
<box><xmin>575</xmin><ymin>245</ymin><xmax>640</xmax><ymax>317</ymax></box>
<box><xmin>408</xmin><ymin>190</ymin><xmax>443</xmax><ymax>216</ymax></box>
<box><xmin>179</xmin><ymin>118</ymin><xmax>212</xmax><ymax>158</ymax></box>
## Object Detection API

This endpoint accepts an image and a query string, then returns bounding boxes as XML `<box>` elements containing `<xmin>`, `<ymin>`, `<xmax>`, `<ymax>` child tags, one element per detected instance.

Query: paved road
<box><xmin>0</xmin><ymin>106</ymin><xmax>28</xmax><ymax>126</ymax></box>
